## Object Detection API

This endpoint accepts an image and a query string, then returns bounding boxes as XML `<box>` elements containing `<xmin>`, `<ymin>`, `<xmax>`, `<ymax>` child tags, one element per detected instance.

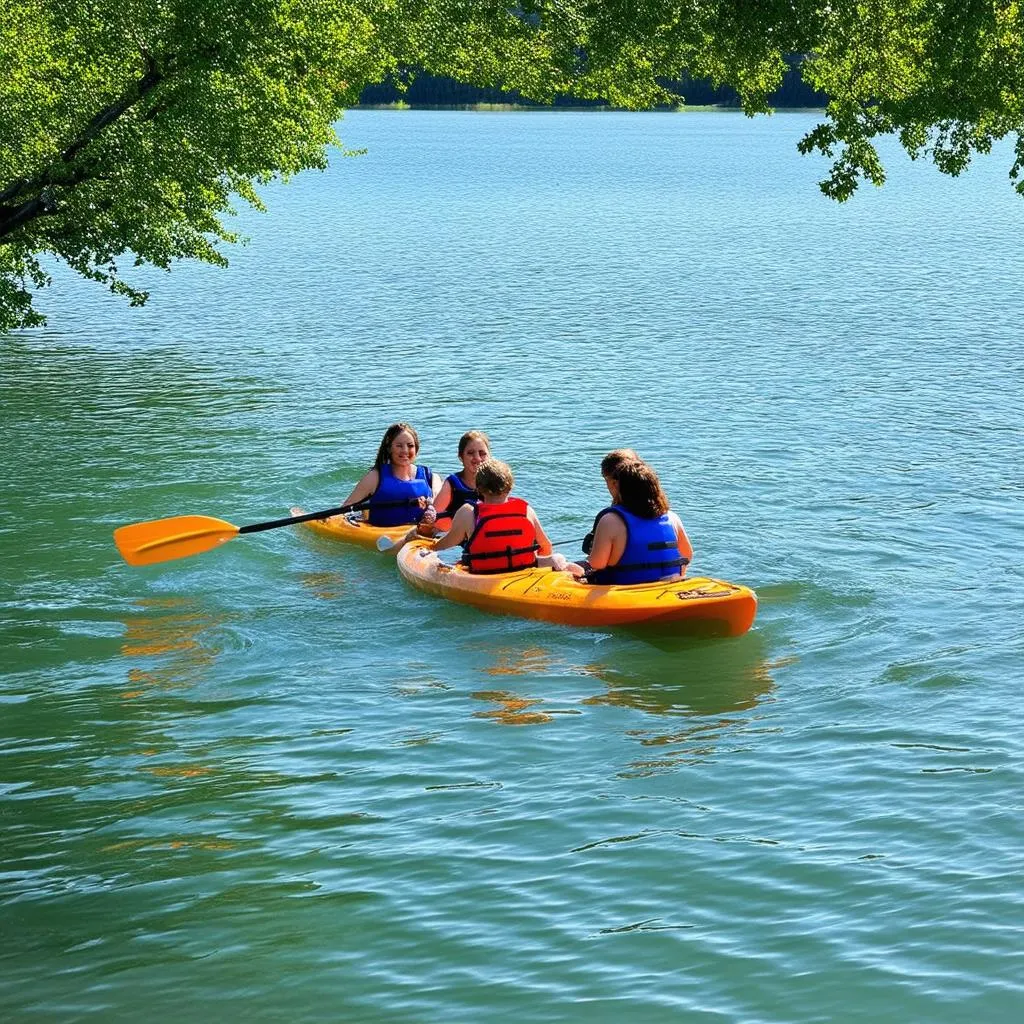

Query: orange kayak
<box><xmin>395</xmin><ymin>539</ymin><xmax>757</xmax><ymax>635</ymax></box>
<box><xmin>289</xmin><ymin>506</ymin><xmax>409</xmax><ymax>550</ymax></box>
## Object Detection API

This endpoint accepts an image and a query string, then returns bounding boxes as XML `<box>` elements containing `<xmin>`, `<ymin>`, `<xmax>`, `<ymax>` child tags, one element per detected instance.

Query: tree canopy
<box><xmin>2</xmin><ymin>0</ymin><xmax>1022</xmax><ymax>331</ymax></box>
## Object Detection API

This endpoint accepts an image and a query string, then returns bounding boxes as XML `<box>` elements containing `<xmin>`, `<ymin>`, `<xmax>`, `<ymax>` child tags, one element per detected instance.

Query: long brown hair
<box><xmin>601</xmin><ymin>448</ymin><xmax>640</xmax><ymax>478</ymax></box>
<box><xmin>373</xmin><ymin>422</ymin><xmax>420</xmax><ymax>469</ymax></box>
<box><xmin>615</xmin><ymin>460</ymin><xmax>669</xmax><ymax>518</ymax></box>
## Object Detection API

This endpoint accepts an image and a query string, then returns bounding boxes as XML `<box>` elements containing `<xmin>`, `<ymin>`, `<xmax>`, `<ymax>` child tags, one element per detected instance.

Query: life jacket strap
<box><xmin>584</xmin><ymin>554</ymin><xmax>689</xmax><ymax>581</ymax></box>
<box><xmin>463</xmin><ymin>541</ymin><xmax>541</xmax><ymax>564</ymax></box>
<box><xmin>463</xmin><ymin>541</ymin><xmax>541</xmax><ymax>573</ymax></box>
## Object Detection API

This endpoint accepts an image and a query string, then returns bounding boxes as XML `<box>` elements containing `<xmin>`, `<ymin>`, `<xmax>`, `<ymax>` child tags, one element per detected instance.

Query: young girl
<box><xmin>430</xmin><ymin>458</ymin><xmax>582</xmax><ymax>576</ymax></box>
<box><xmin>434</xmin><ymin>430</ymin><xmax>490</xmax><ymax>525</ymax></box>
<box><xmin>586</xmin><ymin>459</ymin><xmax>693</xmax><ymax>585</ymax></box>
<box><xmin>342</xmin><ymin>423</ymin><xmax>441</xmax><ymax>527</ymax></box>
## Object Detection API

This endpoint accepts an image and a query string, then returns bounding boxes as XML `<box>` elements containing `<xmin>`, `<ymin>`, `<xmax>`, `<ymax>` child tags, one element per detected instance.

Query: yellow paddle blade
<box><xmin>114</xmin><ymin>515</ymin><xmax>240</xmax><ymax>566</ymax></box>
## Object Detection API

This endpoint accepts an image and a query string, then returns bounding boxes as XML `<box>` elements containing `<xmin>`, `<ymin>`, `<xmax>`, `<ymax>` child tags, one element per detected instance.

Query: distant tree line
<box><xmin>359</xmin><ymin>55</ymin><xmax>828</xmax><ymax>109</ymax></box>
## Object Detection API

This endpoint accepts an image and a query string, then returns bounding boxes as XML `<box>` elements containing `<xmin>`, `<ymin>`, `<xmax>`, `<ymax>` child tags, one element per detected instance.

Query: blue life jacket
<box><xmin>367</xmin><ymin>464</ymin><xmax>432</xmax><ymax>526</ymax></box>
<box><xmin>438</xmin><ymin>472</ymin><xmax>479</xmax><ymax>522</ymax></box>
<box><xmin>587</xmin><ymin>506</ymin><xmax>687</xmax><ymax>585</ymax></box>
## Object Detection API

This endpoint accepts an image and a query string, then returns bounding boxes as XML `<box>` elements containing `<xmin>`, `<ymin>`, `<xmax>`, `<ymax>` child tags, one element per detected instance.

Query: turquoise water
<box><xmin>2</xmin><ymin>110</ymin><xmax>1022</xmax><ymax>1020</ymax></box>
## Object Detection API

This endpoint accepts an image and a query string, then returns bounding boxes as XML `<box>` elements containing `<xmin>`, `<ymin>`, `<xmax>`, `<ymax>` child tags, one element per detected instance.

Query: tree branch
<box><xmin>61</xmin><ymin>59</ymin><xmax>163</xmax><ymax>166</ymax></box>
<box><xmin>0</xmin><ymin>57</ymin><xmax>165</xmax><ymax>240</ymax></box>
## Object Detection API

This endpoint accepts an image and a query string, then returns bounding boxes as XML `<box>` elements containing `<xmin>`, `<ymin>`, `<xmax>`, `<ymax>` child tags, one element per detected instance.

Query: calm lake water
<box><xmin>2</xmin><ymin>110</ymin><xmax>1022</xmax><ymax>1021</ymax></box>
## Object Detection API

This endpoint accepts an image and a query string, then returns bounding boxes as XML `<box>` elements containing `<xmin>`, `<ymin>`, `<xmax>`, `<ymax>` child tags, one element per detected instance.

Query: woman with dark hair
<box><xmin>582</xmin><ymin>448</ymin><xmax>640</xmax><ymax>556</ymax></box>
<box><xmin>600</xmin><ymin>448</ymin><xmax>640</xmax><ymax>485</ymax></box>
<box><xmin>341</xmin><ymin>422</ymin><xmax>441</xmax><ymax>526</ymax></box>
<box><xmin>585</xmin><ymin>459</ymin><xmax>693</xmax><ymax>585</ymax></box>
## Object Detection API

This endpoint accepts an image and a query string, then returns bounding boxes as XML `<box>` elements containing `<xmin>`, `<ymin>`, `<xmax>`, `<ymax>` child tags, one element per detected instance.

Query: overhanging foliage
<box><xmin>2</xmin><ymin>1</ymin><xmax>1022</xmax><ymax>331</ymax></box>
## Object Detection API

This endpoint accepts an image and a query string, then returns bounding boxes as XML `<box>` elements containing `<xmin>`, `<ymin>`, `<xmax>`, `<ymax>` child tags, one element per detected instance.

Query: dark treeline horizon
<box><xmin>359</xmin><ymin>56</ymin><xmax>828</xmax><ymax>108</ymax></box>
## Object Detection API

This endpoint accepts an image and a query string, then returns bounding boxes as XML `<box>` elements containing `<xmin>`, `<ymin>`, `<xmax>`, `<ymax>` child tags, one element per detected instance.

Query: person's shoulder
<box><xmin>597</xmin><ymin>505</ymin><xmax>626</xmax><ymax>524</ymax></box>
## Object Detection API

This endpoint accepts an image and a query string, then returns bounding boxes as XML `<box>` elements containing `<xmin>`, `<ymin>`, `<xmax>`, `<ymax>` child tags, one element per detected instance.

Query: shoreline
<box><xmin>352</xmin><ymin>102</ymin><xmax>827</xmax><ymax>113</ymax></box>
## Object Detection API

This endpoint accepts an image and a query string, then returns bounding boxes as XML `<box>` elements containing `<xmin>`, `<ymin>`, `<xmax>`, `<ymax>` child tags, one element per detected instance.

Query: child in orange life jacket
<box><xmin>428</xmin><ymin>458</ymin><xmax>584</xmax><ymax>576</ymax></box>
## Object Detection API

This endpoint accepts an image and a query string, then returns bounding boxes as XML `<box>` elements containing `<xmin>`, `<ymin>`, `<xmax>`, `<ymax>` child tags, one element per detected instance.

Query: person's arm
<box><xmin>526</xmin><ymin>505</ymin><xmax>552</xmax><ymax>556</ymax></box>
<box><xmin>432</xmin><ymin>504</ymin><xmax>475</xmax><ymax>552</ymax></box>
<box><xmin>433</xmin><ymin>477</ymin><xmax>453</xmax><ymax>516</ymax></box>
<box><xmin>537</xmin><ymin>552</ymin><xmax>586</xmax><ymax>577</ymax></box>
<box><xmin>586</xmin><ymin>512</ymin><xmax>627</xmax><ymax>571</ymax></box>
<box><xmin>529</xmin><ymin>506</ymin><xmax>583</xmax><ymax>576</ymax></box>
<box><xmin>581</xmin><ymin>510</ymin><xmax>605</xmax><ymax>555</ymax></box>
<box><xmin>429</xmin><ymin>471</ymin><xmax>442</xmax><ymax>500</ymax></box>
<box><xmin>342</xmin><ymin>468</ymin><xmax>379</xmax><ymax>508</ymax></box>
<box><xmin>669</xmin><ymin>511</ymin><xmax>694</xmax><ymax>564</ymax></box>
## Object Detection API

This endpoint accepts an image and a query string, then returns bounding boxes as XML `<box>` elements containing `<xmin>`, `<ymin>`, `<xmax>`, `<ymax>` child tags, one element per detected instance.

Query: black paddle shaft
<box><xmin>237</xmin><ymin>499</ymin><xmax>415</xmax><ymax>535</ymax></box>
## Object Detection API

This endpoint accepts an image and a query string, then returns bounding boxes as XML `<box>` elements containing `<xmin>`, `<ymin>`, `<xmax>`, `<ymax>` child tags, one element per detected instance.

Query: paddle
<box><xmin>114</xmin><ymin>499</ymin><xmax>411</xmax><ymax>567</ymax></box>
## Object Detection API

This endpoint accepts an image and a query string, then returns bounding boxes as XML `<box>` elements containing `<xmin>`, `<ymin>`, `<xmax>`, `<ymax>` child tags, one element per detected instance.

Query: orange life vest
<box><xmin>462</xmin><ymin>497</ymin><xmax>540</xmax><ymax>574</ymax></box>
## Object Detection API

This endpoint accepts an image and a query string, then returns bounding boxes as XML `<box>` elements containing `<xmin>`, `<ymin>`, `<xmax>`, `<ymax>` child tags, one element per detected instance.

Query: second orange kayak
<box><xmin>395</xmin><ymin>539</ymin><xmax>757</xmax><ymax>635</ymax></box>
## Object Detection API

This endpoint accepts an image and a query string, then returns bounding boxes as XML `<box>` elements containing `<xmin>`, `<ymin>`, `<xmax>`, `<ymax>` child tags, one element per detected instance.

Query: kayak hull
<box><xmin>396</xmin><ymin>540</ymin><xmax>757</xmax><ymax>635</ymax></box>
<box><xmin>289</xmin><ymin>506</ymin><xmax>408</xmax><ymax>550</ymax></box>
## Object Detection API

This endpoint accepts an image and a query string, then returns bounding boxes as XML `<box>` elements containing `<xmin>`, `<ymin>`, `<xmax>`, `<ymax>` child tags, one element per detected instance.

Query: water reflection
<box><xmin>584</xmin><ymin>633</ymin><xmax>788</xmax><ymax>777</ymax></box>
<box><xmin>470</xmin><ymin>690</ymin><xmax>557</xmax><ymax>726</ymax></box>
<box><xmin>481</xmin><ymin>646</ymin><xmax>556</xmax><ymax>677</ymax></box>
<box><xmin>0</xmin><ymin>598</ymin><xmax>284</xmax><ymax>909</ymax></box>
<box><xmin>583</xmin><ymin>631</ymin><xmax>781</xmax><ymax>716</ymax></box>
<box><xmin>468</xmin><ymin>643</ymin><xmax>590</xmax><ymax>725</ymax></box>
<box><xmin>465</xmin><ymin>633</ymin><xmax>785</xmax><ymax>748</ymax></box>
<box><xmin>295</xmin><ymin>570</ymin><xmax>347</xmax><ymax>600</ymax></box>
<box><xmin>119</xmin><ymin>597</ymin><xmax>233</xmax><ymax>699</ymax></box>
